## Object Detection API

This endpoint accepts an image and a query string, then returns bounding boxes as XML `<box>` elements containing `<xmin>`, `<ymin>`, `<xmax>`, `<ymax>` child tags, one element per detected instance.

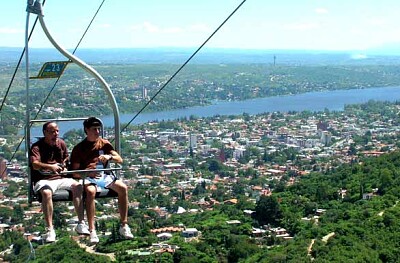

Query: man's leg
<box><xmin>85</xmin><ymin>184</ymin><xmax>99</xmax><ymax>243</ymax></box>
<box><xmin>109</xmin><ymin>180</ymin><xmax>133</xmax><ymax>239</ymax></box>
<box><xmin>71</xmin><ymin>182</ymin><xmax>84</xmax><ymax>222</ymax></box>
<box><xmin>85</xmin><ymin>184</ymin><xmax>97</xmax><ymax>231</ymax></box>
<box><xmin>40</xmin><ymin>188</ymin><xmax>53</xmax><ymax>228</ymax></box>
<box><xmin>110</xmin><ymin>180</ymin><xmax>128</xmax><ymax>224</ymax></box>
<box><xmin>71</xmin><ymin>181</ymin><xmax>90</xmax><ymax>235</ymax></box>
<box><xmin>40</xmin><ymin>188</ymin><xmax>56</xmax><ymax>242</ymax></box>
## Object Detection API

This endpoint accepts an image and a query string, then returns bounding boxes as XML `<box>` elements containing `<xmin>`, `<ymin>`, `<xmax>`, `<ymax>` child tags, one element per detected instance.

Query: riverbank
<box><xmin>28</xmin><ymin>86</ymin><xmax>400</xmax><ymax>136</ymax></box>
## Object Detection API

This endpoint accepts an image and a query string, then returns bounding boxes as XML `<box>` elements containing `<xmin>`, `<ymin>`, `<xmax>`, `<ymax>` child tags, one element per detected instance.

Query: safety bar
<box><xmin>60</xmin><ymin>164</ymin><xmax>122</xmax><ymax>175</ymax></box>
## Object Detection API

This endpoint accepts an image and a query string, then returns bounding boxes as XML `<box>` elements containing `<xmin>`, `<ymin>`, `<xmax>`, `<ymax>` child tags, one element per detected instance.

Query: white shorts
<box><xmin>33</xmin><ymin>178</ymin><xmax>78</xmax><ymax>194</ymax></box>
<box><xmin>79</xmin><ymin>173</ymin><xmax>116</xmax><ymax>191</ymax></box>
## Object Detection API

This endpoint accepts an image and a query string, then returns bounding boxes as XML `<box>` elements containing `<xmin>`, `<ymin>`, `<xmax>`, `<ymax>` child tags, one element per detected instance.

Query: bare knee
<box><xmin>85</xmin><ymin>185</ymin><xmax>97</xmax><ymax>200</ymax></box>
<box><xmin>112</xmin><ymin>180</ymin><xmax>127</xmax><ymax>194</ymax></box>
<box><xmin>121</xmin><ymin>184</ymin><xmax>128</xmax><ymax>195</ymax></box>
<box><xmin>71</xmin><ymin>183</ymin><xmax>83</xmax><ymax>196</ymax></box>
<box><xmin>41</xmin><ymin>188</ymin><xmax>53</xmax><ymax>201</ymax></box>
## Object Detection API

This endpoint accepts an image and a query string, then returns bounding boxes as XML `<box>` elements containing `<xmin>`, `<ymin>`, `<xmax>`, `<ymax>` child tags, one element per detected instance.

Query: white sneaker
<box><xmin>119</xmin><ymin>224</ymin><xmax>133</xmax><ymax>239</ymax></box>
<box><xmin>45</xmin><ymin>228</ymin><xmax>56</xmax><ymax>243</ymax></box>
<box><xmin>90</xmin><ymin>230</ymin><xmax>99</xmax><ymax>244</ymax></box>
<box><xmin>76</xmin><ymin>221</ymin><xmax>90</xmax><ymax>235</ymax></box>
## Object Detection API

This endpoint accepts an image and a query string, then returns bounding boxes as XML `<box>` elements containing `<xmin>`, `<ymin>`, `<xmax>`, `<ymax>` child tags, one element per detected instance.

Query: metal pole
<box><xmin>25</xmin><ymin>0</ymin><xmax>32</xmax><ymax>204</ymax></box>
<box><xmin>38</xmin><ymin>14</ymin><xmax>120</xmax><ymax>152</ymax></box>
<box><xmin>33</xmin><ymin>1</ymin><xmax>121</xmax><ymax>152</ymax></box>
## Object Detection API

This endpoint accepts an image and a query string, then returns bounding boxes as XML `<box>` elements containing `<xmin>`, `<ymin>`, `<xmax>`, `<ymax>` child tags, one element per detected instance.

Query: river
<box><xmin>30</xmin><ymin>86</ymin><xmax>400</xmax><ymax>136</ymax></box>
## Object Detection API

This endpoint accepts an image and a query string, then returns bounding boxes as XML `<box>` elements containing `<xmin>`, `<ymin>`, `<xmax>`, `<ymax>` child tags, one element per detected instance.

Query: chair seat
<box><xmin>36</xmin><ymin>188</ymin><xmax>118</xmax><ymax>202</ymax></box>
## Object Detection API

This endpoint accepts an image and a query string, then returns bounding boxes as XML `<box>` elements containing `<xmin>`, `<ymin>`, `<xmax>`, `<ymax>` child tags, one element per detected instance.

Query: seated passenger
<box><xmin>70</xmin><ymin>117</ymin><xmax>133</xmax><ymax>244</ymax></box>
<box><xmin>30</xmin><ymin>121</ymin><xmax>90</xmax><ymax>242</ymax></box>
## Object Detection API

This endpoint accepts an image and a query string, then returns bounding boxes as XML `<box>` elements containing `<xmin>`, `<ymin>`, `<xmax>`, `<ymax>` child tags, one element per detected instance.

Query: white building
<box><xmin>189</xmin><ymin>134</ymin><xmax>197</xmax><ymax>149</ymax></box>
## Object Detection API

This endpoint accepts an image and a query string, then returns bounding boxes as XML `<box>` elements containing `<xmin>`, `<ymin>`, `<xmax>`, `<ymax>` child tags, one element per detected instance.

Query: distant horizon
<box><xmin>2</xmin><ymin>46</ymin><xmax>400</xmax><ymax>66</ymax></box>
<box><xmin>1</xmin><ymin>46</ymin><xmax>400</xmax><ymax>55</ymax></box>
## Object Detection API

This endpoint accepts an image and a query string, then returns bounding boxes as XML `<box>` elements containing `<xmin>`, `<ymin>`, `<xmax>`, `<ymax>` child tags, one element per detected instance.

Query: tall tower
<box><xmin>219</xmin><ymin>146</ymin><xmax>226</xmax><ymax>162</ymax></box>
<box><xmin>0</xmin><ymin>158</ymin><xmax>7</xmax><ymax>180</ymax></box>
<box><xmin>189</xmin><ymin>134</ymin><xmax>197</xmax><ymax>149</ymax></box>
<box><xmin>142</xmin><ymin>87</ymin><xmax>148</xmax><ymax>99</ymax></box>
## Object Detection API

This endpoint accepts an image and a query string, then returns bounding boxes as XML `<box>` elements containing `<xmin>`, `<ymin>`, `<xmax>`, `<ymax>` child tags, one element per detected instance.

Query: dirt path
<box><xmin>76</xmin><ymin>240</ymin><xmax>116</xmax><ymax>261</ymax></box>
<box><xmin>307</xmin><ymin>239</ymin><xmax>315</xmax><ymax>260</ymax></box>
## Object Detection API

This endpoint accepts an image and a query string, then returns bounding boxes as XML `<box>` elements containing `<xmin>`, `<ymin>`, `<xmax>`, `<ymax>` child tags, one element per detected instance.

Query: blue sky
<box><xmin>1</xmin><ymin>0</ymin><xmax>400</xmax><ymax>51</ymax></box>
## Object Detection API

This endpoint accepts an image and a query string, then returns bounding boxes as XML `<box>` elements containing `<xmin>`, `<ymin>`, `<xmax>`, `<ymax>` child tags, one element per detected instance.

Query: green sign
<box><xmin>30</xmin><ymin>61</ymin><xmax>70</xmax><ymax>79</ymax></box>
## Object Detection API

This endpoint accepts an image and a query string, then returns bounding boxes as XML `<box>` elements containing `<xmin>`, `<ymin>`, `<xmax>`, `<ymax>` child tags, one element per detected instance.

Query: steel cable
<box><xmin>120</xmin><ymin>0</ymin><xmax>247</xmax><ymax>134</ymax></box>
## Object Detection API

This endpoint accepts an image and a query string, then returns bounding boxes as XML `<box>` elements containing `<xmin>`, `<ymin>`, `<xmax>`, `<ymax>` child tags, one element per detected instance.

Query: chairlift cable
<box><xmin>0</xmin><ymin>0</ymin><xmax>47</xmax><ymax>113</ymax></box>
<box><xmin>119</xmin><ymin>0</ymin><xmax>247</xmax><ymax>135</ymax></box>
<box><xmin>9</xmin><ymin>0</ymin><xmax>106</xmax><ymax>161</ymax></box>
<box><xmin>72</xmin><ymin>0</ymin><xmax>106</xmax><ymax>54</ymax></box>
<box><xmin>10</xmin><ymin>0</ymin><xmax>245</xmax><ymax>158</ymax></box>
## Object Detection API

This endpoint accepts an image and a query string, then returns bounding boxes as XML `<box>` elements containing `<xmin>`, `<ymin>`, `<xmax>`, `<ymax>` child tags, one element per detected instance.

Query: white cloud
<box><xmin>0</xmin><ymin>27</ymin><xmax>23</xmax><ymax>34</ymax></box>
<box><xmin>130</xmin><ymin>22</ymin><xmax>160</xmax><ymax>33</ymax></box>
<box><xmin>129</xmin><ymin>22</ymin><xmax>211</xmax><ymax>35</ymax></box>
<box><xmin>187</xmin><ymin>23</ymin><xmax>210</xmax><ymax>33</ymax></box>
<box><xmin>163</xmin><ymin>27</ymin><xmax>183</xmax><ymax>33</ymax></box>
<box><xmin>143</xmin><ymin>22</ymin><xmax>159</xmax><ymax>33</ymax></box>
<box><xmin>98</xmin><ymin>23</ymin><xmax>111</xmax><ymax>29</ymax></box>
<box><xmin>283</xmin><ymin>22</ymin><xmax>320</xmax><ymax>31</ymax></box>
<box><xmin>368</xmin><ymin>17</ymin><xmax>386</xmax><ymax>26</ymax></box>
<box><xmin>315</xmin><ymin>8</ymin><xmax>328</xmax><ymax>14</ymax></box>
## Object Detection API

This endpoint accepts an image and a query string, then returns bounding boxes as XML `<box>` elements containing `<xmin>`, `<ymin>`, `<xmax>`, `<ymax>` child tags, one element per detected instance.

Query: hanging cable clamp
<box><xmin>26</xmin><ymin>0</ymin><xmax>43</xmax><ymax>16</ymax></box>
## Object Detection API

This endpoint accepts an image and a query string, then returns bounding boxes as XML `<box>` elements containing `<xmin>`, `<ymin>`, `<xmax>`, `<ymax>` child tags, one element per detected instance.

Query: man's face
<box><xmin>86</xmin><ymin>126</ymin><xmax>101</xmax><ymax>141</ymax></box>
<box><xmin>44</xmin><ymin>123</ymin><xmax>59</xmax><ymax>145</ymax></box>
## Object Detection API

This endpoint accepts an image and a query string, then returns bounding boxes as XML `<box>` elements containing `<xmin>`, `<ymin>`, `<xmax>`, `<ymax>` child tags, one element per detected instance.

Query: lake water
<box><xmin>30</xmin><ymin>86</ymin><xmax>400</xmax><ymax>136</ymax></box>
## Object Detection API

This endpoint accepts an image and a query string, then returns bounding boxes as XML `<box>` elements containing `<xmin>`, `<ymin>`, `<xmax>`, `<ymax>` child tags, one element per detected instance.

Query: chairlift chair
<box><xmin>27</xmin><ymin>118</ymin><xmax>121</xmax><ymax>203</ymax></box>
<box><xmin>25</xmin><ymin>2</ymin><xmax>122</xmax><ymax>204</ymax></box>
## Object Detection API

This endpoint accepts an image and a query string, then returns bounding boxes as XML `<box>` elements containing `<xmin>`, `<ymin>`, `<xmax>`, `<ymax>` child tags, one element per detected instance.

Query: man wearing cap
<box><xmin>70</xmin><ymin>117</ymin><xmax>133</xmax><ymax>243</ymax></box>
<box><xmin>30</xmin><ymin>121</ymin><xmax>90</xmax><ymax>243</ymax></box>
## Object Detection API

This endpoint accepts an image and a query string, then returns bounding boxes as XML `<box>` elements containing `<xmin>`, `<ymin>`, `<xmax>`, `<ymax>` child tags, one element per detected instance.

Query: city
<box><xmin>1</xmin><ymin>99</ymin><xmax>400</xmax><ymax>261</ymax></box>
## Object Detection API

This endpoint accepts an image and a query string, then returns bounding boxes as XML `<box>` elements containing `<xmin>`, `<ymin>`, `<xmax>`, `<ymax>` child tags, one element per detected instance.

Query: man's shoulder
<box><xmin>57</xmin><ymin>138</ymin><xmax>67</xmax><ymax>145</ymax></box>
<box><xmin>72</xmin><ymin>139</ymin><xmax>87</xmax><ymax>150</ymax></box>
<box><xmin>100</xmin><ymin>138</ymin><xmax>111</xmax><ymax>144</ymax></box>
<box><xmin>31</xmin><ymin>138</ymin><xmax>45</xmax><ymax>148</ymax></box>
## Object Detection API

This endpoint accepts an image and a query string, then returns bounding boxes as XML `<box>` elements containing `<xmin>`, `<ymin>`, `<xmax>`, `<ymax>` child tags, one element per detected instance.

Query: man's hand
<box><xmin>88</xmin><ymin>172</ymin><xmax>102</xmax><ymax>179</ymax></box>
<box><xmin>47</xmin><ymin>163</ymin><xmax>63</xmax><ymax>174</ymax></box>
<box><xmin>98</xmin><ymin>154</ymin><xmax>113</xmax><ymax>163</ymax></box>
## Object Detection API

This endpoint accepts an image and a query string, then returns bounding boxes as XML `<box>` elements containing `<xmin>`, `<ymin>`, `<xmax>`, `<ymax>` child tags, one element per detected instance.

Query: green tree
<box><xmin>254</xmin><ymin>196</ymin><xmax>283</xmax><ymax>227</ymax></box>
<box><xmin>3</xmin><ymin>180</ymin><xmax>19</xmax><ymax>197</ymax></box>
<box><xmin>35</xmin><ymin>237</ymin><xmax>111</xmax><ymax>262</ymax></box>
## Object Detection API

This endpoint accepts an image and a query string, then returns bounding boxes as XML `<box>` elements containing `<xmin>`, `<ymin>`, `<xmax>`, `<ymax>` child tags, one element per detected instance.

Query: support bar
<box><xmin>29</xmin><ymin>1</ymin><xmax>121</xmax><ymax>152</ymax></box>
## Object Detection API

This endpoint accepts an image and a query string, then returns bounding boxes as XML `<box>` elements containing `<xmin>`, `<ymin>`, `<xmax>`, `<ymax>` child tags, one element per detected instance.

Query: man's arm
<box><xmin>32</xmin><ymin>160</ymin><xmax>62</xmax><ymax>174</ymax></box>
<box><xmin>109</xmin><ymin>150</ymin><xmax>123</xmax><ymax>163</ymax></box>
<box><xmin>70</xmin><ymin>162</ymin><xmax>82</xmax><ymax>179</ymax></box>
<box><xmin>99</xmin><ymin>150</ymin><xmax>123</xmax><ymax>164</ymax></box>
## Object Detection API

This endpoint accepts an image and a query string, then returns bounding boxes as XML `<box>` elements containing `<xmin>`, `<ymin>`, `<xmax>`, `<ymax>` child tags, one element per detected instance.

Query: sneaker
<box><xmin>76</xmin><ymin>221</ymin><xmax>90</xmax><ymax>235</ymax></box>
<box><xmin>119</xmin><ymin>224</ymin><xmax>133</xmax><ymax>239</ymax></box>
<box><xmin>90</xmin><ymin>230</ymin><xmax>99</xmax><ymax>244</ymax></box>
<box><xmin>45</xmin><ymin>228</ymin><xmax>56</xmax><ymax>243</ymax></box>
